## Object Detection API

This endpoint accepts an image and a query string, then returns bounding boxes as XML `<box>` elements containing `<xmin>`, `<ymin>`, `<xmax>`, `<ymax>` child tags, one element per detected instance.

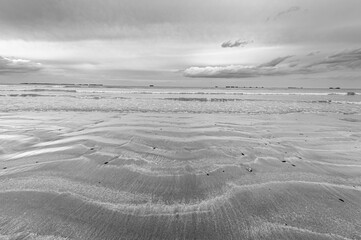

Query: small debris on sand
<box><xmin>241</xmin><ymin>153</ymin><xmax>245</xmax><ymax>156</ymax></box>
<box><xmin>206</xmin><ymin>173</ymin><xmax>210</xmax><ymax>176</ymax></box>
<box><xmin>104</xmin><ymin>162</ymin><xmax>109</xmax><ymax>165</ymax></box>
<box><xmin>90</xmin><ymin>147</ymin><xmax>95</xmax><ymax>150</ymax></box>
<box><xmin>291</xmin><ymin>164</ymin><xmax>296</xmax><ymax>167</ymax></box>
<box><xmin>246</xmin><ymin>167</ymin><xmax>253</xmax><ymax>172</ymax></box>
<box><xmin>282</xmin><ymin>160</ymin><xmax>286</xmax><ymax>163</ymax></box>
<box><xmin>339</xmin><ymin>198</ymin><xmax>344</xmax><ymax>202</ymax></box>
<box><xmin>2</xmin><ymin>167</ymin><xmax>7</xmax><ymax>170</ymax></box>
<box><xmin>153</xmin><ymin>147</ymin><xmax>156</xmax><ymax>150</ymax></box>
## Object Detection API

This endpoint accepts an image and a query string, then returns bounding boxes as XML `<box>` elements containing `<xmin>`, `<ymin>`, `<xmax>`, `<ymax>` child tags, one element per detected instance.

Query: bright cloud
<box><xmin>0</xmin><ymin>56</ymin><xmax>42</xmax><ymax>74</ymax></box>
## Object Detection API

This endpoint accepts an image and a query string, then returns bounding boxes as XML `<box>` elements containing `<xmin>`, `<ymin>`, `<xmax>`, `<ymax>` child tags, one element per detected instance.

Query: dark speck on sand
<box><xmin>1</xmin><ymin>96</ymin><xmax>360</xmax><ymax>240</ymax></box>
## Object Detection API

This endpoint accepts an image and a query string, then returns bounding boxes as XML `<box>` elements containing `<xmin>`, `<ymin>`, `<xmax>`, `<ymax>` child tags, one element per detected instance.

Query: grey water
<box><xmin>0</xmin><ymin>84</ymin><xmax>360</xmax><ymax>115</ymax></box>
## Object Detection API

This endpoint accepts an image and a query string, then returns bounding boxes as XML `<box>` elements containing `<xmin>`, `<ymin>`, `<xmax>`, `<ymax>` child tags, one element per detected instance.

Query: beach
<box><xmin>0</xmin><ymin>85</ymin><xmax>361</xmax><ymax>239</ymax></box>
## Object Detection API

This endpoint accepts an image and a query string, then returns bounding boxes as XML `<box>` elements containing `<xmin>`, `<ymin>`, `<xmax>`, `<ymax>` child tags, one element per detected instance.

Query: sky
<box><xmin>0</xmin><ymin>0</ymin><xmax>361</xmax><ymax>88</ymax></box>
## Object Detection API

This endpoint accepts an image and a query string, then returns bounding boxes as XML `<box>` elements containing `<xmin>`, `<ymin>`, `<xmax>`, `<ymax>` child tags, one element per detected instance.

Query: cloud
<box><xmin>183</xmin><ymin>48</ymin><xmax>361</xmax><ymax>78</ymax></box>
<box><xmin>307</xmin><ymin>51</ymin><xmax>320</xmax><ymax>56</ymax></box>
<box><xmin>319</xmin><ymin>48</ymin><xmax>361</xmax><ymax>68</ymax></box>
<box><xmin>0</xmin><ymin>56</ymin><xmax>42</xmax><ymax>74</ymax></box>
<box><xmin>304</xmin><ymin>48</ymin><xmax>361</xmax><ymax>70</ymax></box>
<box><xmin>0</xmin><ymin>0</ymin><xmax>273</xmax><ymax>41</ymax></box>
<box><xmin>0</xmin><ymin>0</ymin><xmax>360</xmax><ymax>49</ymax></box>
<box><xmin>276</xmin><ymin>6</ymin><xmax>301</xmax><ymax>18</ymax></box>
<box><xmin>272</xmin><ymin>6</ymin><xmax>302</xmax><ymax>21</ymax></box>
<box><xmin>221</xmin><ymin>40</ymin><xmax>253</xmax><ymax>48</ymax></box>
<box><xmin>184</xmin><ymin>65</ymin><xmax>258</xmax><ymax>78</ymax></box>
<box><xmin>184</xmin><ymin>55</ymin><xmax>293</xmax><ymax>78</ymax></box>
<box><xmin>259</xmin><ymin>56</ymin><xmax>292</xmax><ymax>67</ymax></box>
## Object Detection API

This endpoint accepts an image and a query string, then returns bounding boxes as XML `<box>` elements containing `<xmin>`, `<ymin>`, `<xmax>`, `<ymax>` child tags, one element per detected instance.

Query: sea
<box><xmin>0</xmin><ymin>84</ymin><xmax>360</xmax><ymax>115</ymax></box>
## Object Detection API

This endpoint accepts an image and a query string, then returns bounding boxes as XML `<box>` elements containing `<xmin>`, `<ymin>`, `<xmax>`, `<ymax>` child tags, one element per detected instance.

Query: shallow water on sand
<box><xmin>0</xmin><ymin>85</ymin><xmax>361</xmax><ymax>239</ymax></box>
<box><xmin>0</xmin><ymin>85</ymin><xmax>360</xmax><ymax>114</ymax></box>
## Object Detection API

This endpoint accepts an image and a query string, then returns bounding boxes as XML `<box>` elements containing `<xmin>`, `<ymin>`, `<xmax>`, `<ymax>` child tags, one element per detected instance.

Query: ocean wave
<box><xmin>162</xmin><ymin>98</ymin><xmax>361</xmax><ymax>105</ymax></box>
<box><xmin>74</xmin><ymin>90</ymin><xmax>359</xmax><ymax>96</ymax></box>
<box><xmin>1</xmin><ymin>107</ymin><xmax>359</xmax><ymax>116</ymax></box>
<box><xmin>332</xmin><ymin>100</ymin><xmax>361</xmax><ymax>105</ymax></box>
<box><xmin>28</xmin><ymin>88</ymin><xmax>77</xmax><ymax>93</ymax></box>
<box><xmin>7</xmin><ymin>94</ymin><xmax>55</xmax><ymax>97</ymax></box>
<box><xmin>0</xmin><ymin>88</ymin><xmax>77</xmax><ymax>93</ymax></box>
<box><xmin>164</xmin><ymin>98</ymin><xmax>279</xmax><ymax>102</ymax></box>
<box><xmin>5</xmin><ymin>94</ymin><xmax>76</xmax><ymax>98</ymax></box>
<box><xmin>3</xmin><ymin>94</ymin><xmax>359</xmax><ymax>105</ymax></box>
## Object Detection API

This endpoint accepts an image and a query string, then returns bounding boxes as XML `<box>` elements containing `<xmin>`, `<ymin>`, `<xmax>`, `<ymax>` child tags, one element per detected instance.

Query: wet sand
<box><xmin>0</xmin><ymin>111</ymin><xmax>360</xmax><ymax>239</ymax></box>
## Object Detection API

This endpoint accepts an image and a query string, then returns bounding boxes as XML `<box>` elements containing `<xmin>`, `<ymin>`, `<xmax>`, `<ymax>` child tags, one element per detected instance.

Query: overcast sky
<box><xmin>0</xmin><ymin>0</ymin><xmax>360</xmax><ymax>87</ymax></box>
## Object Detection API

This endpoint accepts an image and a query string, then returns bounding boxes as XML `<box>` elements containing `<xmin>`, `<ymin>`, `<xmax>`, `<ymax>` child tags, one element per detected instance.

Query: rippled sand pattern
<box><xmin>1</xmin><ymin>111</ymin><xmax>361</xmax><ymax>239</ymax></box>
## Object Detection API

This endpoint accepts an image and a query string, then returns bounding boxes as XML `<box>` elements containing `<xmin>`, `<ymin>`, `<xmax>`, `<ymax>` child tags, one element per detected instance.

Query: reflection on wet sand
<box><xmin>1</xmin><ymin>111</ymin><xmax>360</xmax><ymax>239</ymax></box>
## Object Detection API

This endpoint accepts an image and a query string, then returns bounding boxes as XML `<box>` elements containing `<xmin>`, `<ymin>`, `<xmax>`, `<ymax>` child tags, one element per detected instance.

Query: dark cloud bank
<box><xmin>0</xmin><ymin>56</ymin><xmax>42</xmax><ymax>74</ymax></box>
<box><xmin>184</xmin><ymin>48</ymin><xmax>361</xmax><ymax>78</ymax></box>
<box><xmin>266</xmin><ymin>6</ymin><xmax>303</xmax><ymax>22</ymax></box>
<box><xmin>221</xmin><ymin>40</ymin><xmax>253</xmax><ymax>48</ymax></box>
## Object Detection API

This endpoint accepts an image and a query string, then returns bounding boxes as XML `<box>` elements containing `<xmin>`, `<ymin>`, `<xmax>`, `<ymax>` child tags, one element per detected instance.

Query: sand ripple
<box><xmin>1</xmin><ymin>112</ymin><xmax>361</xmax><ymax>239</ymax></box>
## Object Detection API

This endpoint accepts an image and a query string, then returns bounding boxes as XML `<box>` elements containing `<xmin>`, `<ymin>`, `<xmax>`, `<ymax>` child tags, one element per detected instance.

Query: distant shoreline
<box><xmin>0</xmin><ymin>83</ymin><xmax>360</xmax><ymax>91</ymax></box>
